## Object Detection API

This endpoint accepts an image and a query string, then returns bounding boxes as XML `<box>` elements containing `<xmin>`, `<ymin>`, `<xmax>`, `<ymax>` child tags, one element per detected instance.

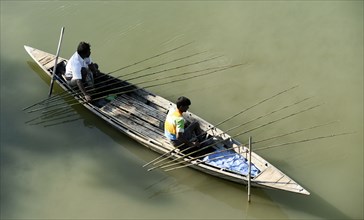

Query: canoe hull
<box><xmin>24</xmin><ymin>45</ymin><xmax>310</xmax><ymax>195</ymax></box>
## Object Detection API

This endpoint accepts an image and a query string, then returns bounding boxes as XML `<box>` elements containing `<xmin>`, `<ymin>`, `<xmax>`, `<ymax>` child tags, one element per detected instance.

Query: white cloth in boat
<box><xmin>203</xmin><ymin>147</ymin><xmax>260</xmax><ymax>177</ymax></box>
<box><xmin>65</xmin><ymin>51</ymin><xmax>92</xmax><ymax>85</ymax></box>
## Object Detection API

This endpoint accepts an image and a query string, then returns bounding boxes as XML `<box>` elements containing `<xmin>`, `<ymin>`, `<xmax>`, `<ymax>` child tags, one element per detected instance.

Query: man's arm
<box><xmin>76</xmin><ymin>79</ymin><xmax>92</xmax><ymax>102</ymax></box>
<box><xmin>176</xmin><ymin>132</ymin><xmax>199</xmax><ymax>148</ymax></box>
<box><xmin>88</xmin><ymin>63</ymin><xmax>101</xmax><ymax>77</ymax></box>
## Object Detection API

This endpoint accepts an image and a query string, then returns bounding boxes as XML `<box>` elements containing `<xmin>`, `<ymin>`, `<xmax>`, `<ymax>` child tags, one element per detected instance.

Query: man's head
<box><xmin>176</xmin><ymin>96</ymin><xmax>191</xmax><ymax>113</ymax></box>
<box><xmin>77</xmin><ymin>42</ymin><xmax>91</xmax><ymax>58</ymax></box>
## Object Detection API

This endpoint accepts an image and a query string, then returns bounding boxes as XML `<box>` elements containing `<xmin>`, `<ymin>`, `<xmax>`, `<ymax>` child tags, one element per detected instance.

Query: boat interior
<box><xmin>50</xmin><ymin>60</ymin><xmax>261</xmax><ymax>177</ymax></box>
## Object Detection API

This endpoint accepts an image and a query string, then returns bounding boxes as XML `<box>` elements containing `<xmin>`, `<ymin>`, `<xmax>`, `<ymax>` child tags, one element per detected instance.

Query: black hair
<box><xmin>176</xmin><ymin>96</ymin><xmax>191</xmax><ymax>109</ymax></box>
<box><xmin>77</xmin><ymin>42</ymin><xmax>91</xmax><ymax>57</ymax></box>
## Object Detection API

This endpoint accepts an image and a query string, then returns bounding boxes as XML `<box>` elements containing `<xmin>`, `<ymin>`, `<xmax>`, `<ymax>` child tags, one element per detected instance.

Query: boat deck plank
<box><xmin>254</xmin><ymin>166</ymin><xmax>284</xmax><ymax>183</ymax></box>
<box><xmin>101</xmin><ymin>104</ymin><xmax>167</xmax><ymax>144</ymax></box>
<box><xmin>133</xmin><ymin>89</ymin><xmax>172</xmax><ymax>111</ymax></box>
<box><xmin>117</xmin><ymin>94</ymin><xmax>167</xmax><ymax>123</ymax></box>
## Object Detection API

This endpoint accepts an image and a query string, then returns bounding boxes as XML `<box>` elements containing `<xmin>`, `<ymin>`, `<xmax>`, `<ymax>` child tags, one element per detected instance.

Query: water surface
<box><xmin>1</xmin><ymin>1</ymin><xmax>363</xmax><ymax>219</ymax></box>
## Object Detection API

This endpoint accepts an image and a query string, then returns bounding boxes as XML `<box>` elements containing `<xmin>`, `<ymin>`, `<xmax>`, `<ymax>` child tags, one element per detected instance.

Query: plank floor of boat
<box><xmin>254</xmin><ymin>165</ymin><xmax>304</xmax><ymax>192</ymax></box>
<box><xmin>100</xmin><ymin>93</ymin><xmax>171</xmax><ymax>147</ymax></box>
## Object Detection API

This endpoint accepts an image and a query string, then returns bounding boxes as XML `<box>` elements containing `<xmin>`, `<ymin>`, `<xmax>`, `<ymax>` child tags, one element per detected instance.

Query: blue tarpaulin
<box><xmin>203</xmin><ymin>149</ymin><xmax>260</xmax><ymax>177</ymax></box>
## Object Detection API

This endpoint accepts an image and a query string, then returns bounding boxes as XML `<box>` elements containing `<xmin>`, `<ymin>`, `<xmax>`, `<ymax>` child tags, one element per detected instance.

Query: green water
<box><xmin>1</xmin><ymin>1</ymin><xmax>363</xmax><ymax>219</ymax></box>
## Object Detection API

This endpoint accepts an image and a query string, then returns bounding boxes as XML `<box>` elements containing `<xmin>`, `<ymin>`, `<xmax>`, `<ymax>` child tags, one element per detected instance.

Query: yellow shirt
<box><xmin>164</xmin><ymin>108</ymin><xmax>185</xmax><ymax>140</ymax></box>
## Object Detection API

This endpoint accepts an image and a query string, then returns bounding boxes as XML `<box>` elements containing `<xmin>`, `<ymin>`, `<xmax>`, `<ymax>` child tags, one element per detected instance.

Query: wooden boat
<box><xmin>24</xmin><ymin>45</ymin><xmax>310</xmax><ymax>195</ymax></box>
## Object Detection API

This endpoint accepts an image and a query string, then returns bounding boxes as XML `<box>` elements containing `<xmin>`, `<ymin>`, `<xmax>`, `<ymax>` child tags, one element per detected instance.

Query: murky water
<box><xmin>1</xmin><ymin>1</ymin><xmax>363</xmax><ymax>219</ymax></box>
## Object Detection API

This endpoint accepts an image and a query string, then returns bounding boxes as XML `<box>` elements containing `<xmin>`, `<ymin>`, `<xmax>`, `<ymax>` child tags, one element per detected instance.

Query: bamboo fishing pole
<box><xmin>157</xmin><ymin>140</ymin><xmax>247</xmax><ymax>171</ymax></box>
<box><xmin>81</xmin><ymin>55</ymin><xmax>224</xmax><ymax>99</ymax></box>
<box><xmin>39</xmin><ymin>51</ymin><xmax>210</xmax><ymax>105</ymax></box>
<box><xmin>211</xmin><ymin>85</ymin><xmax>299</xmax><ymax>127</ymax></box>
<box><xmin>27</xmin><ymin>63</ymin><xmax>234</xmax><ymax>113</ymax></box>
<box><xmin>164</xmin><ymin>152</ymin><xmax>239</xmax><ymax>172</ymax></box>
<box><xmin>217</xmin><ymin>96</ymin><xmax>314</xmax><ymax>136</ymax></box>
<box><xmin>28</xmin><ymin>63</ymin><xmax>243</xmax><ymax>115</ymax></box>
<box><xmin>86</xmin><ymin>64</ymin><xmax>227</xmax><ymax>100</ymax></box>
<box><xmin>163</xmin><ymin>131</ymin><xmax>355</xmax><ymax>172</ymax></box>
<box><xmin>23</xmin><ymin>42</ymin><xmax>194</xmax><ymax>111</ymax></box>
<box><xmin>148</xmin><ymin>104</ymin><xmax>321</xmax><ymax>171</ymax></box>
<box><xmin>143</xmin><ymin>85</ymin><xmax>300</xmax><ymax>167</ymax></box>
<box><xmin>148</xmin><ymin>127</ymin><xmax>250</xmax><ymax>171</ymax></box>
<box><xmin>254</xmin><ymin>132</ymin><xmax>355</xmax><ymax>152</ymax></box>
<box><xmin>38</xmin><ymin>55</ymin><xmax>224</xmax><ymax>107</ymax></box>
<box><xmin>252</xmin><ymin>121</ymin><xmax>338</xmax><ymax>144</ymax></box>
<box><xmin>147</xmin><ymin>95</ymin><xmax>312</xmax><ymax>167</ymax></box>
<box><xmin>236</xmin><ymin>104</ymin><xmax>321</xmax><ymax>135</ymax></box>
<box><xmin>98</xmin><ymin>51</ymin><xmax>212</xmax><ymax>86</ymax></box>
<box><xmin>107</xmin><ymin>41</ymin><xmax>194</xmax><ymax>75</ymax></box>
<box><xmin>26</xmin><ymin>65</ymin><xmax>227</xmax><ymax>124</ymax></box>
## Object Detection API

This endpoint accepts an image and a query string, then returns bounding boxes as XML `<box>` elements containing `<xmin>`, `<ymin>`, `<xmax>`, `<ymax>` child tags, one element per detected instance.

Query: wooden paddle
<box><xmin>48</xmin><ymin>27</ymin><xmax>65</xmax><ymax>97</ymax></box>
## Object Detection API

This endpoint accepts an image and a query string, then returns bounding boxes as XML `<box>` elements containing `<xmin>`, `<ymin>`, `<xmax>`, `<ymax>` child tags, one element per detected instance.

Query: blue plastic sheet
<box><xmin>203</xmin><ymin>149</ymin><xmax>260</xmax><ymax>177</ymax></box>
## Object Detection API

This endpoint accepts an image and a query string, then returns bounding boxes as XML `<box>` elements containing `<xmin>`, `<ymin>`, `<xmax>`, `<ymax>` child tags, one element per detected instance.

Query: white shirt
<box><xmin>65</xmin><ymin>52</ymin><xmax>92</xmax><ymax>80</ymax></box>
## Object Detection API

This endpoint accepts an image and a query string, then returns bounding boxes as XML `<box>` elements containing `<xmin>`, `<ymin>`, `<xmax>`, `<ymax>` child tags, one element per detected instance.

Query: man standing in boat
<box><xmin>164</xmin><ymin>96</ymin><xmax>204</xmax><ymax>150</ymax></box>
<box><xmin>64</xmin><ymin>41</ymin><xmax>100</xmax><ymax>102</ymax></box>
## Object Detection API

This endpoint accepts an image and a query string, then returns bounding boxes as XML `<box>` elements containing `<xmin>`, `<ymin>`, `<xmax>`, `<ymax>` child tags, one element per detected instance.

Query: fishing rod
<box><xmin>143</xmin><ymin>85</ymin><xmax>299</xmax><ymax>167</ymax></box>
<box><xmin>86</xmin><ymin>64</ymin><xmax>227</xmax><ymax>101</ymax></box>
<box><xmin>252</xmin><ymin>121</ymin><xmax>338</xmax><ymax>144</ymax></box>
<box><xmin>82</xmin><ymin>55</ymin><xmax>224</xmax><ymax>99</ymax></box>
<box><xmin>148</xmin><ymin>129</ymin><xmax>251</xmax><ymax>171</ymax></box>
<box><xmin>212</xmin><ymin>85</ymin><xmax>299</xmax><ymax>128</ymax></box>
<box><xmin>219</xmin><ymin>96</ymin><xmax>314</xmax><ymax>136</ymax></box>
<box><xmin>23</xmin><ymin>42</ymin><xmax>194</xmax><ymax>111</ymax></box>
<box><xmin>40</xmin><ymin>51</ymin><xmax>209</xmax><ymax>105</ymax></box>
<box><xmin>41</xmin><ymin>54</ymin><xmax>224</xmax><ymax>106</ymax></box>
<box><xmin>32</xmin><ymin>54</ymin><xmax>223</xmax><ymax>109</ymax></box>
<box><xmin>149</xmin><ymin>104</ymin><xmax>321</xmax><ymax>171</ymax></box>
<box><xmin>27</xmin><ymin>62</ymin><xmax>235</xmax><ymax>113</ymax></box>
<box><xmin>97</xmin><ymin>51</ymin><xmax>211</xmax><ymax>86</ymax></box>
<box><xmin>164</xmin><ymin>151</ymin><xmax>241</xmax><ymax>172</ymax></box>
<box><xmin>230</xmin><ymin>104</ymin><xmax>322</xmax><ymax>140</ymax></box>
<box><xmin>26</xmin><ymin>64</ymin><xmax>225</xmax><ymax>123</ymax></box>
<box><xmin>108</xmin><ymin>42</ymin><xmax>194</xmax><ymax>75</ymax></box>
<box><xmin>254</xmin><ymin>132</ymin><xmax>356</xmax><ymax>152</ymax></box>
<box><xmin>28</xmin><ymin>63</ymin><xmax>243</xmax><ymax>115</ymax></box>
<box><xmin>147</xmin><ymin>95</ymin><xmax>311</xmax><ymax>168</ymax></box>
<box><xmin>164</xmin><ymin>131</ymin><xmax>355</xmax><ymax>172</ymax></box>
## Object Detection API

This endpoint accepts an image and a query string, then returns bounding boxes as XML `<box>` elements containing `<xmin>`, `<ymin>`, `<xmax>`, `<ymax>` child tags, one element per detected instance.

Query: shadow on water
<box><xmin>264</xmin><ymin>158</ymin><xmax>351</xmax><ymax>219</ymax></box>
<box><xmin>22</xmin><ymin>61</ymin><xmax>282</xmax><ymax>218</ymax></box>
<box><xmin>14</xmin><ymin>61</ymin><xmax>351</xmax><ymax>219</ymax></box>
<box><xmin>21</xmin><ymin>61</ymin><xmax>176</xmax><ymax>204</ymax></box>
<box><xmin>267</xmin><ymin>189</ymin><xmax>352</xmax><ymax>219</ymax></box>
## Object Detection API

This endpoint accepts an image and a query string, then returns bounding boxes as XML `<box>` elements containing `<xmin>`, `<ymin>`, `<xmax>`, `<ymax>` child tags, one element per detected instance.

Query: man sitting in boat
<box><xmin>64</xmin><ymin>42</ymin><xmax>101</xmax><ymax>102</ymax></box>
<box><xmin>164</xmin><ymin>96</ymin><xmax>204</xmax><ymax>152</ymax></box>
